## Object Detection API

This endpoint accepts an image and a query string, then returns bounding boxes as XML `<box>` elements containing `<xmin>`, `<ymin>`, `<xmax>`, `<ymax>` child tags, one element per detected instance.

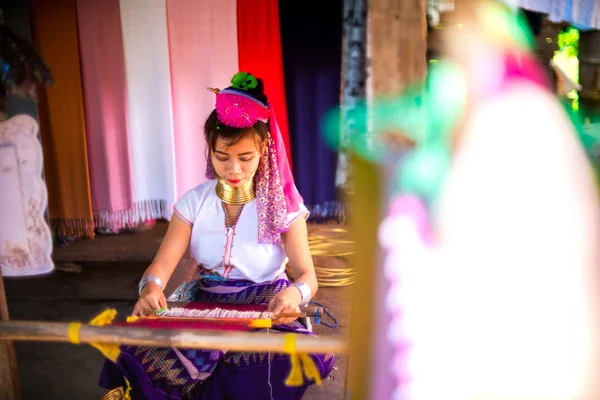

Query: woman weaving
<box><xmin>99</xmin><ymin>72</ymin><xmax>335</xmax><ymax>399</ymax></box>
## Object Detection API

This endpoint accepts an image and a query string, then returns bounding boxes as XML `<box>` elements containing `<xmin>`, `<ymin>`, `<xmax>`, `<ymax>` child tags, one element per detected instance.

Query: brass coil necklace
<box><xmin>214</xmin><ymin>172</ymin><xmax>256</xmax><ymax>205</ymax></box>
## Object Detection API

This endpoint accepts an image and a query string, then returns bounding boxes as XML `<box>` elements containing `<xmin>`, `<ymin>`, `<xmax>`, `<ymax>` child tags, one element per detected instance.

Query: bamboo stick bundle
<box><xmin>0</xmin><ymin>320</ymin><xmax>349</xmax><ymax>354</ymax></box>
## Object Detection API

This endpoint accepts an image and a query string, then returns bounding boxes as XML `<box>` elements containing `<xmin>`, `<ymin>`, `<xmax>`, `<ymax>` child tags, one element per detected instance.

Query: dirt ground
<box><xmin>4</xmin><ymin>221</ymin><xmax>350</xmax><ymax>400</ymax></box>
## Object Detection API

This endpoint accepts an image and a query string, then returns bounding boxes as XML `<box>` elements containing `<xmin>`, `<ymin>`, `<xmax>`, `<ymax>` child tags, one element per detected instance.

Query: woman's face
<box><xmin>211</xmin><ymin>134</ymin><xmax>264</xmax><ymax>187</ymax></box>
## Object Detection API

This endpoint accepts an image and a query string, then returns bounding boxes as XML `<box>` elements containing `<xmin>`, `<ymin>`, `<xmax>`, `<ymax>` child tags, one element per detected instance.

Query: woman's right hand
<box><xmin>132</xmin><ymin>283</ymin><xmax>167</xmax><ymax>316</ymax></box>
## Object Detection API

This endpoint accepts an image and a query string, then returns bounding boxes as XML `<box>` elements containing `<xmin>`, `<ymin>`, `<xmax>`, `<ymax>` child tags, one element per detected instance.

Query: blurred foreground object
<box><xmin>426</xmin><ymin>78</ymin><xmax>600</xmax><ymax>400</ymax></box>
<box><xmin>340</xmin><ymin>0</ymin><xmax>600</xmax><ymax>398</ymax></box>
<box><xmin>344</xmin><ymin>0</ymin><xmax>428</xmax><ymax>398</ymax></box>
<box><xmin>550</xmin><ymin>58</ymin><xmax>581</xmax><ymax>95</ymax></box>
<box><xmin>400</xmin><ymin>1</ymin><xmax>600</xmax><ymax>399</ymax></box>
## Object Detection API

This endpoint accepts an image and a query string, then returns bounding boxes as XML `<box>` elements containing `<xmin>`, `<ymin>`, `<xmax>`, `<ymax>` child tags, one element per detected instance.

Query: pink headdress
<box><xmin>206</xmin><ymin>73</ymin><xmax>303</xmax><ymax>244</ymax></box>
<box><xmin>215</xmin><ymin>89</ymin><xmax>270</xmax><ymax>128</ymax></box>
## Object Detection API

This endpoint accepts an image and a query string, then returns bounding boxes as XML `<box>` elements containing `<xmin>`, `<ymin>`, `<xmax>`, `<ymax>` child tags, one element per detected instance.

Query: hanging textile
<box><xmin>548</xmin><ymin>0</ymin><xmax>600</xmax><ymax>30</ymax></box>
<box><xmin>166</xmin><ymin>0</ymin><xmax>239</xmax><ymax>198</ymax></box>
<box><xmin>30</xmin><ymin>0</ymin><xmax>94</xmax><ymax>238</ymax></box>
<box><xmin>280</xmin><ymin>0</ymin><xmax>344</xmax><ymax>221</ymax></box>
<box><xmin>119</xmin><ymin>0</ymin><xmax>177</xmax><ymax>220</ymax></box>
<box><xmin>236</xmin><ymin>0</ymin><xmax>292</xmax><ymax>168</ymax></box>
<box><xmin>516</xmin><ymin>0</ymin><xmax>600</xmax><ymax>30</ymax></box>
<box><xmin>77</xmin><ymin>0</ymin><xmax>135</xmax><ymax>232</ymax></box>
<box><xmin>337</xmin><ymin>0</ymin><xmax>369</xmax><ymax>193</ymax></box>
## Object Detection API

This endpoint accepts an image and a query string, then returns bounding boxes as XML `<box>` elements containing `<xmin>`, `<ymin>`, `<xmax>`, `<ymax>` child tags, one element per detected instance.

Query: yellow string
<box><xmin>91</xmin><ymin>309</ymin><xmax>117</xmax><ymax>325</ymax></box>
<box><xmin>283</xmin><ymin>334</ymin><xmax>304</xmax><ymax>386</ymax></box>
<box><xmin>67</xmin><ymin>322</ymin><xmax>81</xmax><ymax>344</ymax></box>
<box><xmin>67</xmin><ymin>309</ymin><xmax>121</xmax><ymax>362</ymax></box>
<box><xmin>283</xmin><ymin>333</ymin><xmax>296</xmax><ymax>353</ymax></box>
<box><xmin>122</xmin><ymin>377</ymin><xmax>132</xmax><ymax>400</ymax></box>
<box><xmin>299</xmin><ymin>354</ymin><xmax>322</xmax><ymax>385</ymax></box>
<box><xmin>250</xmin><ymin>319</ymin><xmax>273</xmax><ymax>329</ymax></box>
<box><xmin>282</xmin><ymin>333</ymin><xmax>322</xmax><ymax>387</ymax></box>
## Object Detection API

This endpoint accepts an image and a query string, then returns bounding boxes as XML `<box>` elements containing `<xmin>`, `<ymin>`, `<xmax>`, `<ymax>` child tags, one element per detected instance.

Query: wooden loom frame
<box><xmin>0</xmin><ymin>269</ymin><xmax>21</xmax><ymax>400</ymax></box>
<box><xmin>0</xmin><ymin>320</ymin><xmax>349</xmax><ymax>355</ymax></box>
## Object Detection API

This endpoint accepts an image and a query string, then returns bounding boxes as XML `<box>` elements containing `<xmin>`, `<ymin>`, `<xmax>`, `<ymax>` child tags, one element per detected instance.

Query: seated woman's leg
<box><xmin>196</xmin><ymin>351</ymin><xmax>336</xmax><ymax>400</ymax></box>
<box><xmin>99</xmin><ymin>345</ymin><xmax>211</xmax><ymax>400</ymax></box>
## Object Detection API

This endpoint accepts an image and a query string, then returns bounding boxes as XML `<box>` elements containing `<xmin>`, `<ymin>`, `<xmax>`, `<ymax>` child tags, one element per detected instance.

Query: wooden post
<box><xmin>0</xmin><ymin>270</ymin><xmax>21</xmax><ymax>400</ymax></box>
<box><xmin>345</xmin><ymin>0</ymin><xmax>427</xmax><ymax>399</ymax></box>
<box><xmin>369</xmin><ymin>0</ymin><xmax>427</xmax><ymax>96</ymax></box>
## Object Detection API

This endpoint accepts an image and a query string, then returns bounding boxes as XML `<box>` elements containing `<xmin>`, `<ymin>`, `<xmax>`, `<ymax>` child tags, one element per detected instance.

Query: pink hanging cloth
<box><xmin>166</xmin><ymin>0</ymin><xmax>240</xmax><ymax>199</ymax></box>
<box><xmin>76</xmin><ymin>0</ymin><xmax>134</xmax><ymax>231</ymax></box>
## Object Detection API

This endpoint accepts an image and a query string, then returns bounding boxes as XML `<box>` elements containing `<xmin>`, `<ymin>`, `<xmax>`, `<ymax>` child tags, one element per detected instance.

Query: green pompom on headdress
<box><xmin>231</xmin><ymin>72</ymin><xmax>258</xmax><ymax>91</ymax></box>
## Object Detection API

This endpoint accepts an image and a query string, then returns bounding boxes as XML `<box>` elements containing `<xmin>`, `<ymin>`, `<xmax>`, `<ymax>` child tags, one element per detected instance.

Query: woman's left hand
<box><xmin>267</xmin><ymin>287</ymin><xmax>302</xmax><ymax>325</ymax></box>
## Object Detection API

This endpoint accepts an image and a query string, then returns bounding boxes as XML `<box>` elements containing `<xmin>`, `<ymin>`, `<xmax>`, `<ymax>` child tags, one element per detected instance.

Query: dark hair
<box><xmin>244</xmin><ymin>77</ymin><xmax>268</xmax><ymax>105</ymax></box>
<box><xmin>204</xmin><ymin>76</ymin><xmax>269</xmax><ymax>153</ymax></box>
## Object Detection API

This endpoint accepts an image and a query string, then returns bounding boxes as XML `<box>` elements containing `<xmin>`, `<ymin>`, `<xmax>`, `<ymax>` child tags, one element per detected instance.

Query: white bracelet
<box><xmin>138</xmin><ymin>274</ymin><xmax>163</xmax><ymax>296</ymax></box>
<box><xmin>291</xmin><ymin>282</ymin><xmax>311</xmax><ymax>307</ymax></box>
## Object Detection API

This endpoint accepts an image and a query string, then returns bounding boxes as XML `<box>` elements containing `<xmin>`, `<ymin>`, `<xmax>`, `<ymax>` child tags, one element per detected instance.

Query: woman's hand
<box><xmin>132</xmin><ymin>283</ymin><xmax>167</xmax><ymax>317</ymax></box>
<box><xmin>267</xmin><ymin>287</ymin><xmax>302</xmax><ymax>325</ymax></box>
<box><xmin>130</xmin><ymin>214</ymin><xmax>193</xmax><ymax>317</ymax></box>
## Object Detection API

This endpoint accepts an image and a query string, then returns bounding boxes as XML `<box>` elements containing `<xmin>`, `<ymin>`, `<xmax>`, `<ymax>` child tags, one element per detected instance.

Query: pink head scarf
<box><xmin>206</xmin><ymin>75</ymin><xmax>303</xmax><ymax>244</ymax></box>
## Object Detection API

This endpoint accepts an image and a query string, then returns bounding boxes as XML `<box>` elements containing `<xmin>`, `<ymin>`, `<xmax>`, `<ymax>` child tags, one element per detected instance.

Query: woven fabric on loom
<box><xmin>117</xmin><ymin>318</ymin><xmax>258</xmax><ymax>331</ymax></box>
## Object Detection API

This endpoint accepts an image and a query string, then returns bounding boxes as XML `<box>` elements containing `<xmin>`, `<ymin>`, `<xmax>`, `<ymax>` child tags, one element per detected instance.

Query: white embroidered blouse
<box><xmin>174</xmin><ymin>180</ymin><xmax>308</xmax><ymax>283</ymax></box>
